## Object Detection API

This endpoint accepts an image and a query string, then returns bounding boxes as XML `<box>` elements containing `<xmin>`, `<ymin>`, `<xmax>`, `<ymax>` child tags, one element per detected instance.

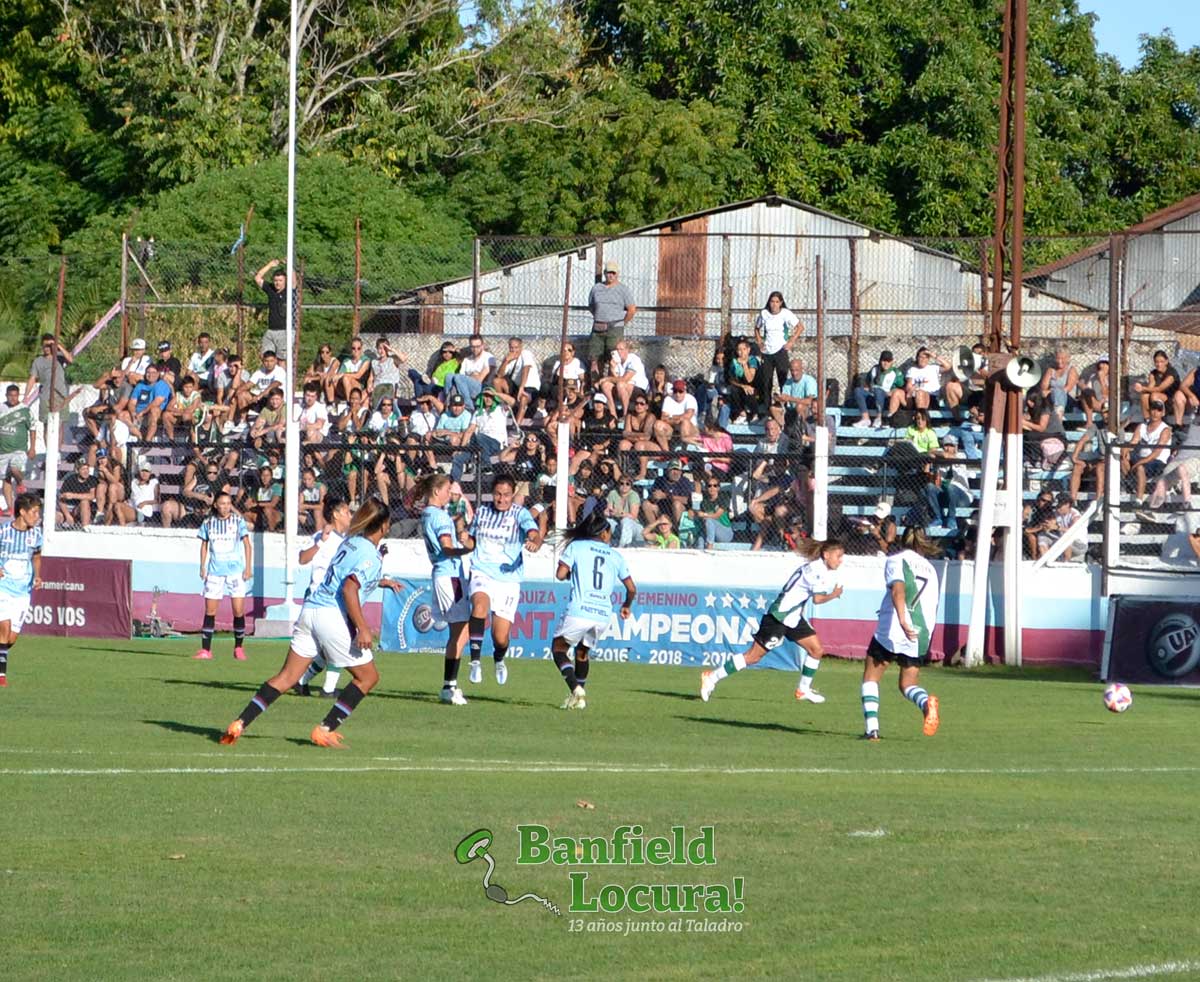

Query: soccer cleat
<box><xmin>495</xmin><ymin>660</ymin><xmax>508</xmax><ymax>685</ymax></box>
<box><xmin>562</xmin><ymin>685</ymin><xmax>587</xmax><ymax>710</ymax></box>
<box><xmin>860</xmin><ymin>731</ymin><xmax>880</xmax><ymax>741</ymax></box>
<box><xmin>292</xmin><ymin>683</ymin><xmax>311</xmax><ymax>696</ymax></box>
<box><xmin>699</xmin><ymin>671</ymin><xmax>717</xmax><ymax>702</ymax></box>
<box><xmin>794</xmin><ymin>687</ymin><xmax>827</xmax><ymax>704</ymax></box>
<box><xmin>923</xmin><ymin>694</ymin><xmax>940</xmax><ymax>736</ymax></box>
<box><xmin>310</xmin><ymin>725</ymin><xmax>346</xmax><ymax>749</ymax></box>
<box><xmin>0</xmin><ymin>674</ymin><xmax>7</xmax><ymax>688</ymax></box>
<box><xmin>318</xmin><ymin>688</ymin><xmax>339</xmax><ymax>699</ymax></box>
<box><xmin>468</xmin><ymin>660</ymin><xmax>482</xmax><ymax>684</ymax></box>
<box><xmin>440</xmin><ymin>686</ymin><xmax>468</xmax><ymax>706</ymax></box>
<box><xmin>193</xmin><ymin>649</ymin><xmax>212</xmax><ymax>660</ymax></box>
<box><xmin>219</xmin><ymin>720</ymin><xmax>244</xmax><ymax>746</ymax></box>
<box><xmin>233</xmin><ymin>646</ymin><xmax>246</xmax><ymax>661</ymax></box>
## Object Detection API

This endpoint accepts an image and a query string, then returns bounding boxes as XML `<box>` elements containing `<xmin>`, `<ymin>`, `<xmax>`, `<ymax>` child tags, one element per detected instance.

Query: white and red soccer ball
<box><xmin>1103</xmin><ymin>682</ymin><xmax>1133</xmax><ymax>714</ymax></box>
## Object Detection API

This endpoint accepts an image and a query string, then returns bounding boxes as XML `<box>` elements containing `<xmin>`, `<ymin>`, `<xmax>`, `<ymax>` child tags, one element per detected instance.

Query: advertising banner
<box><xmin>1104</xmin><ymin>596</ymin><xmax>1200</xmax><ymax>685</ymax></box>
<box><xmin>381</xmin><ymin>578</ymin><xmax>803</xmax><ymax>671</ymax></box>
<box><xmin>22</xmin><ymin>557</ymin><xmax>133</xmax><ymax>639</ymax></box>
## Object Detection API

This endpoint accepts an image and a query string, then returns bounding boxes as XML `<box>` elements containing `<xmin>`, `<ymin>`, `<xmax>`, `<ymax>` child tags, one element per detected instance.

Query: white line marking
<box><xmin>847</xmin><ymin>828</ymin><xmax>887</xmax><ymax>838</ymax></box>
<box><xmin>3</xmin><ymin>764</ymin><xmax>1200</xmax><ymax>778</ymax></box>
<box><xmin>974</xmin><ymin>960</ymin><xmax>1200</xmax><ymax>982</ymax></box>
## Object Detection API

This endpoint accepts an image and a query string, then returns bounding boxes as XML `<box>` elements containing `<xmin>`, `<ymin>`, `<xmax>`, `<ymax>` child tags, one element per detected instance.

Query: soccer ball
<box><xmin>1103</xmin><ymin>682</ymin><xmax>1133</xmax><ymax>714</ymax></box>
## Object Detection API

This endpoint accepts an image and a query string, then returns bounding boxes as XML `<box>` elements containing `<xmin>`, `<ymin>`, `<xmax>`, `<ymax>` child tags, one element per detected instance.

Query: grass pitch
<box><xmin>2</xmin><ymin>638</ymin><xmax>1198</xmax><ymax>982</ymax></box>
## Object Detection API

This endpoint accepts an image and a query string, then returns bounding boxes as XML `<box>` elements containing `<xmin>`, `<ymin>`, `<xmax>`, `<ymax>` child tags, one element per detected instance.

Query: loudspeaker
<box><xmin>952</xmin><ymin>344</ymin><xmax>981</xmax><ymax>383</ymax></box>
<box><xmin>1004</xmin><ymin>355</ymin><xmax>1040</xmax><ymax>390</ymax></box>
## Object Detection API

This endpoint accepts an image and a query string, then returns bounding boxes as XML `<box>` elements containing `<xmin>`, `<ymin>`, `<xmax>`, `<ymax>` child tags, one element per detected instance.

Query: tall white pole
<box><xmin>282</xmin><ymin>0</ymin><xmax>301</xmax><ymax>616</ymax></box>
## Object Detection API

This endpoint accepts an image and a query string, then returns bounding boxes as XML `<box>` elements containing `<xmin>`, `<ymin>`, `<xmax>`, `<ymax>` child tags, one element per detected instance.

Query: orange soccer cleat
<box><xmin>219</xmin><ymin>719</ymin><xmax>244</xmax><ymax>746</ymax></box>
<box><xmin>310</xmin><ymin>725</ymin><xmax>346</xmax><ymax>749</ymax></box>
<box><xmin>923</xmin><ymin>695</ymin><xmax>940</xmax><ymax>736</ymax></box>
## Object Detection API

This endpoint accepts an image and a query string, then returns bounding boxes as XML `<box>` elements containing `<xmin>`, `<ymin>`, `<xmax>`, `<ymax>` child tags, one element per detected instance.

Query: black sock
<box><xmin>233</xmin><ymin>615</ymin><xmax>246</xmax><ymax>647</ymax></box>
<box><xmin>553</xmin><ymin>649</ymin><xmax>578</xmax><ymax>692</ymax></box>
<box><xmin>468</xmin><ymin>616</ymin><xmax>485</xmax><ymax>661</ymax></box>
<box><xmin>0</xmin><ymin>642</ymin><xmax>9</xmax><ymax>675</ymax></box>
<box><xmin>575</xmin><ymin>653</ymin><xmax>590</xmax><ymax>687</ymax></box>
<box><xmin>321</xmin><ymin>683</ymin><xmax>366</xmax><ymax>732</ymax></box>
<box><xmin>443</xmin><ymin>657</ymin><xmax>461</xmax><ymax>686</ymax></box>
<box><xmin>493</xmin><ymin>642</ymin><xmax>508</xmax><ymax>664</ymax></box>
<box><xmin>237</xmin><ymin>682</ymin><xmax>282</xmax><ymax>728</ymax></box>
<box><xmin>201</xmin><ymin>614</ymin><xmax>215</xmax><ymax>652</ymax></box>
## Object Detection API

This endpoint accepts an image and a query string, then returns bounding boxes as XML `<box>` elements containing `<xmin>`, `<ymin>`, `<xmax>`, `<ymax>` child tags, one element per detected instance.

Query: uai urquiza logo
<box><xmin>455</xmin><ymin>825</ymin><xmax>744</xmax><ymax>916</ymax></box>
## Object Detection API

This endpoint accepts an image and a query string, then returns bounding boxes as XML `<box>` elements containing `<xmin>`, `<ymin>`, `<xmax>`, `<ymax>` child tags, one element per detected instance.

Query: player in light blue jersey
<box><xmin>0</xmin><ymin>493</ymin><xmax>44</xmax><ymax>687</ymax></box>
<box><xmin>194</xmin><ymin>493</ymin><xmax>252</xmax><ymax>661</ymax></box>
<box><xmin>552</xmin><ymin>509</ymin><xmax>635</xmax><ymax>709</ymax></box>
<box><xmin>416</xmin><ymin>473</ymin><xmax>474</xmax><ymax>705</ymax></box>
<box><xmin>461</xmin><ymin>474</ymin><xmax>541</xmax><ymax>686</ymax></box>
<box><xmin>221</xmin><ymin>499</ymin><xmax>403</xmax><ymax>749</ymax></box>
<box><xmin>292</xmin><ymin>497</ymin><xmax>351</xmax><ymax>698</ymax></box>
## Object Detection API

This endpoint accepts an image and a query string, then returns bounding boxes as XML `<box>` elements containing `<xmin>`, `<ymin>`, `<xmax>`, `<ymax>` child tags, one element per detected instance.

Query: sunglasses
<box><xmin>706</xmin><ymin>482</ymin><xmax>720</xmax><ymax>487</ymax></box>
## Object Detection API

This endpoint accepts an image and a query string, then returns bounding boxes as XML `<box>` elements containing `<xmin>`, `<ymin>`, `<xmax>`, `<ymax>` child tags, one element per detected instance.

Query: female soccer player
<box><xmin>861</xmin><ymin>526</ymin><xmax>942</xmax><ymax>740</ymax></box>
<box><xmin>0</xmin><ymin>492</ymin><xmax>43</xmax><ymax>687</ymax></box>
<box><xmin>416</xmin><ymin>473</ymin><xmax>475</xmax><ymax>705</ymax></box>
<box><xmin>700</xmin><ymin>538</ymin><xmax>845</xmax><ymax>703</ymax></box>
<box><xmin>194</xmin><ymin>492</ymin><xmax>253</xmax><ymax>661</ymax></box>
<box><xmin>552</xmin><ymin>509</ymin><xmax>636</xmax><ymax>710</ymax></box>
<box><xmin>220</xmin><ymin>498</ymin><xmax>402</xmax><ymax>748</ymax></box>
<box><xmin>461</xmin><ymin>474</ymin><xmax>541</xmax><ymax>685</ymax></box>
<box><xmin>292</xmin><ymin>497</ymin><xmax>351</xmax><ymax>698</ymax></box>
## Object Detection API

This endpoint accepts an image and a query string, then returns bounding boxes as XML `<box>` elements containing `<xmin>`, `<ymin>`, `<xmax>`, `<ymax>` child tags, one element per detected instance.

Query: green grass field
<box><xmin>3</xmin><ymin>638</ymin><xmax>1199</xmax><ymax>982</ymax></box>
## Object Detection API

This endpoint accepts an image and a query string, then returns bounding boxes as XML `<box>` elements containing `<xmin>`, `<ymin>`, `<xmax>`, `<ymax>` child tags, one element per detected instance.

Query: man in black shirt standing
<box><xmin>254</xmin><ymin>258</ymin><xmax>298</xmax><ymax>363</ymax></box>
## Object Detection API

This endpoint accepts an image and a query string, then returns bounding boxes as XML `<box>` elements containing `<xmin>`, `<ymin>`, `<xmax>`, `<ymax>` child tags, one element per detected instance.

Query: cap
<box><xmin>592</xmin><ymin>392</ymin><xmax>608</xmax><ymax>404</ymax></box>
<box><xmin>880</xmin><ymin>350</ymin><xmax>894</xmax><ymax>362</ymax></box>
<box><xmin>1098</xmin><ymin>355</ymin><xmax>1110</xmax><ymax>364</ymax></box>
<box><xmin>1150</xmin><ymin>400</ymin><xmax>1166</xmax><ymax>411</ymax></box>
<box><xmin>137</xmin><ymin>457</ymin><xmax>151</xmax><ymax>472</ymax></box>
<box><xmin>943</xmin><ymin>434</ymin><xmax>959</xmax><ymax>446</ymax></box>
<box><xmin>668</xmin><ymin>458</ymin><xmax>684</xmax><ymax>469</ymax></box>
<box><xmin>874</xmin><ymin>501</ymin><xmax>892</xmax><ymax>519</ymax></box>
<box><xmin>131</xmin><ymin>338</ymin><xmax>146</xmax><ymax>349</ymax></box>
<box><xmin>449</xmin><ymin>394</ymin><xmax>465</xmax><ymax>406</ymax></box>
<box><xmin>672</xmin><ymin>379</ymin><xmax>687</xmax><ymax>392</ymax></box>
<box><xmin>157</xmin><ymin>340</ymin><xmax>171</xmax><ymax>351</ymax></box>
<box><xmin>603</xmin><ymin>260</ymin><xmax>619</xmax><ymax>274</ymax></box>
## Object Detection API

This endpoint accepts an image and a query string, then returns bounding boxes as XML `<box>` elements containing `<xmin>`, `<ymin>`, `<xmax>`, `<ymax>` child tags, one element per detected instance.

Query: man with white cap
<box><xmin>586</xmin><ymin>260</ymin><xmax>637</xmax><ymax>380</ymax></box>
<box><xmin>97</xmin><ymin>338</ymin><xmax>150</xmax><ymax>402</ymax></box>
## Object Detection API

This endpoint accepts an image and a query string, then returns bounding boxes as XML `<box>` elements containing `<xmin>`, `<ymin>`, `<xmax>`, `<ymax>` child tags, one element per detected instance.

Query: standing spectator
<box><xmin>654</xmin><ymin>379</ymin><xmax>701</xmax><ymax>449</ymax></box>
<box><xmin>155</xmin><ymin>340</ymin><xmax>182</xmax><ymax>389</ymax></box>
<box><xmin>753</xmin><ymin>291</ymin><xmax>802</xmax><ymax>404</ymax></box>
<box><xmin>371</xmin><ymin>337</ymin><xmax>405</xmax><ymax>408</ymax></box>
<box><xmin>187</xmin><ymin>333</ymin><xmax>215</xmax><ymax>394</ymax></box>
<box><xmin>254</xmin><ymin>259</ymin><xmax>298</xmax><ymax>361</ymax></box>
<box><xmin>606</xmin><ymin>475</ymin><xmax>643</xmax><ymax>547</ymax></box>
<box><xmin>58</xmin><ymin>458</ymin><xmax>98</xmax><ymax>527</ymax></box>
<box><xmin>1039</xmin><ymin>346</ymin><xmax>1078</xmax><ymax>418</ymax></box>
<box><xmin>1133</xmin><ymin>350</ymin><xmax>1181</xmax><ymax>425</ymax></box>
<box><xmin>691</xmin><ymin>475</ymin><xmax>734</xmax><ymax>549</ymax></box>
<box><xmin>852</xmin><ymin>350</ymin><xmax>903</xmax><ymax>428</ymax></box>
<box><xmin>1122</xmin><ymin>399</ymin><xmax>1172</xmax><ymax>505</ymax></box>
<box><xmin>26</xmin><ymin>333</ymin><xmax>73</xmax><ymax>432</ymax></box>
<box><xmin>335</xmin><ymin>337</ymin><xmax>373</xmax><ymax>403</ymax></box>
<box><xmin>599</xmin><ymin>339</ymin><xmax>649</xmax><ymax>418</ymax></box>
<box><xmin>443</xmin><ymin>335</ymin><xmax>494</xmax><ymax>406</ymax></box>
<box><xmin>118</xmin><ymin>363</ymin><xmax>173</xmax><ymax>443</ymax></box>
<box><xmin>586</xmin><ymin>261</ymin><xmax>637</xmax><ymax>379</ymax></box>
<box><xmin>725</xmin><ymin>338</ymin><xmax>764</xmax><ymax>423</ymax></box>
<box><xmin>0</xmin><ymin>384</ymin><xmax>36</xmax><ymax>515</ymax></box>
<box><xmin>494</xmin><ymin>337</ymin><xmax>541</xmax><ymax>425</ymax></box>
<box><xmin>642</xmin><ymin>459</ymin><xmax>693</xmax><ymax>526</ymax></box>
<box><xmin>772</xmin><ymin>357</ymin><xmax>818</xmax><ymax>430</ymax></box>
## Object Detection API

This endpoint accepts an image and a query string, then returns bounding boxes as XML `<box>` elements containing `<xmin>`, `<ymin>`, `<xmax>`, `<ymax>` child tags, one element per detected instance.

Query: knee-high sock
<box><xmin>233</xmin><ymin>615</ymin><xmax>246</xmax><ymax>647</ymax></box>
<box><xmin>201</xmin><ymin>614</ymin><xmax>215</xmax><ymax>653</ymax></box>
<box><xmin>861</xmin><ymin>681</ymin><xmax>880</xmax><ymax>735</ymax></box>
<box><xmin>0</xmin><ymin>641</ymin><xmax>9</xmax><ymax>676</ymax></box>
<box><xmin>798</xmin><ymin>652</ymin><xmax>821</xmax><ymax>692</ymax></box>
<box><xmin>574</xmin><ymin>653</ymin><xmax>589</xmax><ymax>687</ymax></box>
<box><xmin>903</xmin><ymin>685</ymin><xmax>929</xmax><ymax>713</ymax></box>
<box><xmin>320</xmin><ymin>667</ymin><xmax>341</xmax><ymax>694</ymax></box>
<box><xmin>236</xmin><ymin>682</ymin><xmax>282</xmax><ymax>729</ymax></box>
<box><xmin>443</xmin><ymin>656</ymin><xmax>461</xmax><ymax>687</ymax></box>
<box><xmin>709</xmin><ymin>652</ymin><xmax>747</xmax><ymax>683</ymax></box>
<box><xmin>468</xmin><ymin>616</ymin><xmax>485</xmax><ymax>662</ymax></box>
<box><xmin>493</xmin><ymin>641</ymin><xmax>508</xmax><ymax>664</ymax></box>
<box><xmin>299</xmin><ymin>654</ymin><xmax>326</xmax><ymax>686</ymax></box>
<box><xmin>553</xmin><ymin>649</ymin><xmax>578</xmax><ymax>692</ymax></box>
<box><xmin>321</xmin><ymin>683</ymin><xmax>366</xmax><ymax>732</ymax></box>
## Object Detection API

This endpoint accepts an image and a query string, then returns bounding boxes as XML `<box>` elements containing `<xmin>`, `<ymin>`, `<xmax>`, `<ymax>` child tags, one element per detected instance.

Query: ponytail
<box><xmin>414</xmin><ymin>472</ymin><xmax>451</xmax><ymax>502</ymax></box>
<box><xmin>795</xmin><ymin>537</ymin><xmax>845</xmax><ymax>562</ymax></box>
<box><xmin>348</xmin><ymin>497</ymin><xmax>390</xmax><ymax>538</ymax></box>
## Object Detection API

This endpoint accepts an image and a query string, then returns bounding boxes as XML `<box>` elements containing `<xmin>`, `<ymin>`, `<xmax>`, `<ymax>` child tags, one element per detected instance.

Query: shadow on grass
<box><xmin>141</xmin><ymin>718</ymin><xmax>227</xmax><ymax>743</ymax></box>
<box><xmin>1129</xmin><ymin>689</ymin><xmax>1200</xmax><ymax>702</ymax></box>
<box><xmin>72</xmin><ymin>645</ymin><xmax>194</xmax><ymax>658</ymax></box>
<box><xmin>163</xmin><ymin>677</ymin><xmax>259</xmax><ymax>694</ymax></box>
<box><xmin>676</xmin><ymin>715</ymin><xmax>844</xmax><ymax>738</ymax></box>
<box><xmin>633</xmin><ymin>688</ymin><xmax>695</xmax><ymax>702</ymax></box>
<box><xmin>937</xmin><ymin>665</ymin><xmax>1098</xmax><ymax>685</ymax></box>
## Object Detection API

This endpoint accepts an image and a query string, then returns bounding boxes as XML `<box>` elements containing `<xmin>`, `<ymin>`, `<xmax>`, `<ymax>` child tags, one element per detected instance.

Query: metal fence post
<box><xmin>813</xmin><ymin>255</ymin><xmax>828</xmax><ymax>541</ymax></box>
<box><xmin>847</xmin><ymin>237</ymin><xmax>861</xmax><ymax>391</ymax></box>
<box><xmin>119</xmin><ymin>234</ymin><xmax>129</xmax><ymax>355</ymax></box>
<box><xmin>353</xmin><ymin>216</ymin><xmax>362</xmax><ymax>339</ymax></box>
<box><xmin>472</xmin><ymin>237</ymin><xmax>482</xmax><ymax>333</ymax></box>
<box><xmin>720</xmin><ymin>235</ymin><xmax>731</xmax><ymax>341</ymax></box>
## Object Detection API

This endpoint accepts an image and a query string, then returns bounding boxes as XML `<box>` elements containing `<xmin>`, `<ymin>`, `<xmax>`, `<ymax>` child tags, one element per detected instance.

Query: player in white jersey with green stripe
<box><xmin>700</xmin><ymin>539</ymin><xmax>845</xmax><ymax>703</ymax></box>
<box><xmin>861</xmin><ymin>526</ymin><xmax>942</xmax><ymax>740</ymax></box>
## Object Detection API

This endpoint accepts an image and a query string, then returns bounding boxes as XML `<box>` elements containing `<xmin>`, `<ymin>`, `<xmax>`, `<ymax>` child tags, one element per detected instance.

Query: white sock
<box><xmin>861</xmin><ymin>681</ymin><xmax>880</xmax><ymax>734</ymax></box>
<box><xmin>322</xmin><ymin>670</ymin><xmax>341</xmax><ymax>695</ymax></box>
<box><xmin>712</xmin><ymin>652</ymin><xmax>747</xmax><ymax>682</ymax></box>
<box><xmin>798</xmin><ymin>653</ymin><xmax>821</xmax><ymax>692</ymax></box>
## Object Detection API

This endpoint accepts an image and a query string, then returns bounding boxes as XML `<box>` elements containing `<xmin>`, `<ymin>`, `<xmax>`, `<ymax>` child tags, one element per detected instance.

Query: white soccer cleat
<box><xmin>440</xmin><ymin>686</ymin><xmax>468</xmax><ymax>706</ymax></box>
<box><xmin>700</xmin><ymin>671</ymin><xmax>717</xmax><ymax>703</ymax></box>
<box><xmin>561</xmin><ymin>685</ymin><xmax>587</xmax><ymax>710</ymax></box>
<box><xmin>495</xmin><ymin>660</ymin><xmax>508</xmax><ymax>685</ymax></box>
<box><xmin>794</xmin><ymin>687</ymin><xmax>826</xmax><ymax>704</ymax></box>
<box><xmin>468</xmin><ymin>660</ymin><xmax>482</xmax><ymax>685</ymax></box>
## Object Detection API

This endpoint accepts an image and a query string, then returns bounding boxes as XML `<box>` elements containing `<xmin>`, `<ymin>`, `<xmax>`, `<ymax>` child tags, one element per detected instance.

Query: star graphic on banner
<box><xmin>704</xmin><ymin>592</ymin><xmax>717</xmax><ymax>608</ymax></box>
<box><xmin>738</xmin><ymin>593</ymin><xmax>751</xmax><ymax>609</ymax></box>
<box><xmin>754</xmin><ymin>594</ymin><xmax>768</xmax><ymax>611</ymax></box>
<box><xmin>721</xmin><ymin>592</ymin><xmax>735</xmax><ymax>608</ymax></box>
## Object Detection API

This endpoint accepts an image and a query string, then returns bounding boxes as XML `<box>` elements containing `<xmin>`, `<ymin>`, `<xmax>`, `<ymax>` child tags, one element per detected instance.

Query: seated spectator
<box><xmin>892</xmin><ymin>347</ymin><xmax>961</xmax><ymax>415</ymax></box>
<box><xmin>494</xmin><ymin>336</ymin><xmax>541</xmax><ymax>425</ymax></box>
<box><xmin>1160</xmin><ymin>512</ymin><xmax>1200</xmax><ymax>568</ymax></box>
<box><xmin>1037</xmin><ymin>493</ymin><xmax>1086</xmax><ymax>562</ymax></box>
<box><xmin>1068</xmin><ymin>420</ymin><xmax>1106</xmax><ymax>501</ymax></box>
<box><xmin>96</xmin><ymin>338</ymin><xmax>150</xmax><ymax>402</ymax></box>
<box><xmin>1149</xmin><ymin>418</ymin><xmax>1200</xmax><ymax>509</ymax></box>
<box><xmin>372</xmin><ymin>337</ymin><xmax>412</xmax><ymax>410</ymax></box>
<box><xmin>751</xmin><ymin>481</ymin><xmax>807</xmax><ymax>552</ymax></box>
<box><xmin>117</xmin><ymin>364</ymin><xmax>173</xmax><ymax>442</ymax></box>
<box><xmin>336</xmin><ymin>387</ymin><xmax>373</xmax><ymax>504</ymax></box>
<box><xmin>1133</xmin><ymin>350</ymin><xmax>1181</xmax><ymax>425</ymax></box>
<box><xmin>642</xmin><ymin>459</ymin><xmax>693</xmax><ymax>526</ymax></box>
<box><xmin>906</xmin><ymin>408</ymin><xmax>940</xmax><ymax>456</ymax></box>
<box><xmin>844</xmin><ymin>500</ymin><xmax>897</xmax><ymax>556</ymax></box>
<box><xmin>1174</xmin><ymin>361</ymin><xmax>1200</xmax><ymax>428</ymax></box>
<box><xmin>187</xmin><ymin>333</ymin><xmax>215</xmax><ymax>395</ymax></box>
<box><xmin>58</xmin><ymin>458</ymin><xmax>98</xmax><ymax>527</ymax></box>
<box><xmin>450</xmin><ymin>387</ymin><xmax>513</xmax><ymax>482</ymax></box>
<box><xmin>923</xmin><ymin>434</ymin><xmax>972</xmax><ymax>532</ymax></box>
<box><xmin>242</xmin><ymin>464</ymin><xmax>283</xmax><ymax>531</ymax></box>
<box><xmin>368</xmin><ymin>396</ymin><xmax>404</xmax><ymax>441</ymax></box>
<box><xmin>691</xmin><ymin>475</ymin><xmax>733</xmax><ymax>548</ymax></box>
<box><xmin>654</xmin><ymin>379</ymin><xmax>701</xmax><ymax>448</ymax></box>
<box><xmin>1122</xmin><ymin>399</ymin><xmax>1172</xmax><ymax>504</ymax></box>
<box><xmin>250</xmin><ymin>388</ymin><xmax>287</xmax><ymax>449</ymax></box>
<box><xmin>443</xmin><ymin>334</ymin><xmax>494</xmax><ymax>405</ymax></box>
<box><xmin>500</xmin><ymin>431</ymin><xmax>548</xmax><ymax>488</ymax></box>
<box><xmin>852</xmin><ymin>350</ymin><xmax>903</xmax><ymax>428</ymax></box>
<box><xmin>162</xmin><ymin>376</ymin><xmax>204</xmax><ymax>443</ymax></box>
<box><xmin>544</xmin><ymin>379</ymin><xmax>587</xmax><ymax>443</ymax></box>
<box><xmin>599</xmin><ymin>339</ymin><xmax>649</xmax><ymax>418</ymax></box>
<box><xmin>229</xmin><ymin>350</ymin><xmax>286</xmax><ymax>420</ymax></box>
<box><xmin>1022</xmin><ymin>390</ymin><xmax>1067</xmax><ymax>470</ymax></box>
<box><xmin>643</xmin><ymin>513</ymin><xmax>681</xmax><ymax>549</ymax></box>
<box><xmin>93</xmin><ymin>454</ymin><xmax>128</xmax><ymax>526</ymax></box>
<box><xmin>606</xmin><ymin>475</ymin><xmax>643</xmax><ymax>547</ymax></box>
<box><xmin>305</xmin><ymin>343</ymin><xmax>342</xmax><ymax>405</ymax></box>
<box><xmin>617</xmin><ymin>391</ymin><xmax>658</xmax><ymax>478</ymax></box>
<box><xmin>771</xmin><ymin>357</ymin><xmax>817</xmax><ymax>429</ymax></box>
<box><xmin>161</xmin><ymin>457</ymin><xmax>221</xmax><ymax>529</ymax></box>
<box><xmin>645</xmin><ymin>364</ymin><xmax>670</xmax><ymax>417</ymax></box>
<box><xmin>700</xmin><ymin>347</ymin><xmax>729</xmax><ymax>427</ymax></box>
<box><xmin>407</xmin><ymin>394</ymin><xmax>441</xmax><ymax>442</ymax></box>
<box><xmin>1079</xmin><ymin>357</ymin><xmax>1110</xmax><ymax>421</ymax></box>
<box><xmin>335</xmin><ymin>337</ymin><xmax>373</xmax><ymax>403</ymax></box>
<box><xmin>696</xmin><ymin>419</ymin><xmax>735</xmax><ymax>476</ymax></box>
<box><xmin>120</xmin><ymin>459</ymin><xmax>161</xmax><ymax>526</ymax></box>
<box><xmin>1039</xmin><ymin>346</ymin><xmax>1079</xmax><ymax>418</ymax></box>
<box><xmin>571</xmin><ymin>394</ymin><xmax>619</xmax><ymax>473</ymax></box>
<box><xmin>1022</xmin><ymin>488</ymin><xmax>1057</xmax><ymax>559</ymax></box>
<box><xmin>725</xmin><ymin>338</ymin><xmax>764</xmax><ymax>423</ymax></box>
<box><xmin>155</xmin><ymin>340</ymin><xmax>182</xmax><ymax>389</ymax></box>
<box><xmin>298</xmin><ymin>467</ymin><xmax>327</xmax><ymax>532</ymax></box>
<box><xmin>430</xmin><ymin>393</ymin><xmax>472</xmax><ymax>446</ymax></box>
<box><xmin>949</xmin><ymin>402</ymin><xmax>985</xmax><ymax>460</ymax></box>
<box><xmin>298</xmin><ymin>383</ymin><xmax>331</xmax><ymax>447</ymax></box>
<box><xmin>83</xmin><ymin>378</ymin><xmax>122</xmax><ymax>442</ymax></box>
<box><xmin>398</xmin><ymin>340</ymin><xmax>460</xmax><ymax>401</ymax></box>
